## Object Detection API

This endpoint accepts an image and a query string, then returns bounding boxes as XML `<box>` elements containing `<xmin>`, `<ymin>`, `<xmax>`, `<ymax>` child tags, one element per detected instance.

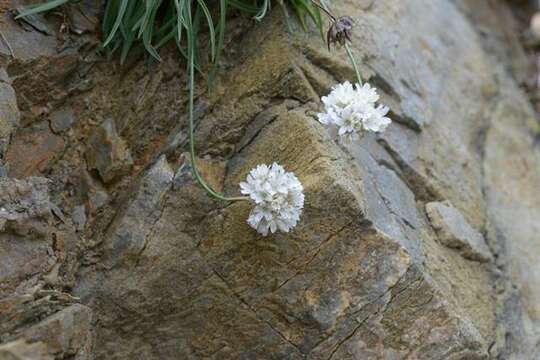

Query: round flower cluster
<box><xmin>317</xmin><ymin>81</ymin><xmax>391</xmax><ymax>142</ymax></box>
<box><xmin>240</xmin><ymin>163</ymin><xmax>304</xmax><ymax>236</ymax></box>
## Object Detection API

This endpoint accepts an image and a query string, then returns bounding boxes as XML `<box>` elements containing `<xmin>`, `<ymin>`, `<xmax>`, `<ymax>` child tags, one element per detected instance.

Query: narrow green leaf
<box><xmin>103</xmin><ymin>0</ymin><xmax>129</xmax><ymax>47</ymax></box>
<box><xmin>142</xmin><ymin>0</ymin><xmax>163</xmax><ymax>61</ymax></box>
<box><xmin>15</xmin><ymin>0</ymin><xmax>70</xmax><ymax>19</ymax></box>
<box><xmin>119</xmin><ymin>0</ymin><xmax>141</xmax><ymax>63</ymax></box>
<box><xmin>254</xmin><ymin>0</ymin><xmax>270</xmax><ymax>21</ymax></box>
<box><xmin>228</xmin><ymin>0</ymin><xmax>259</xmax><ymax>14</ymax></box>
<box><xmin>174</xmin><ymin>0</ymin><xmax>186</xmax><ymax>48</ymax></box>
<box><xmin>195</xmin><ymin>0</ymin><xmax>216</xmax><ymax>62</ymax></box>
<box><xmin>209</xmin><ymin>0</ymin><xmax>228</xmax><ymax>87</ymax></box>
<box><xmin>102</xmin><ymin>0</ymin><xmax>119</xmax><ymax>37</ymax></box>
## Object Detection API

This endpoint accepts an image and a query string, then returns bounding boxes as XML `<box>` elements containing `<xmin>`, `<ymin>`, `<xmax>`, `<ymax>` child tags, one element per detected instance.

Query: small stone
<box><xmin>66</xmin><ymin>4</ymin><xmax>99</xmax><ymax>34</ymax></box>
<box><xmin>0</xmin><ymin>68</ymin><xmax>11</xmax><ymax>83</ymax></box>
<box><xmin>0</xmin><ymin>80</ymin><xmax>20</xmax><ymax>156</ymax></box>
<box><xmin>49</xmin><ymin>107</ymin><xmax>76</xmax><ymax>133</ymax></box>
<box><xmin>0</xmin><ymin>177</ymin><xmax>52</xmax><ymax>237</ymax></box>
<box><xmin>85</xmin><ymin>119</ymin><xmax>133</xmax><ymax>183</ymax></box>
<box><xmin>50</xmin><ymin>203</ymin><xmax>67</xmax><ymax>224</ymax></box>
<box><xmin>426</xmin><ymin>201</ymin><xmax>493</xmax><ymax>262</ymax></box>
<box><xmin>23</xmin><ymin>304</ymin><xmax>93</xmax><ymax>359</ymax></box>
<box><xmin>72</xmin><ymin>205</ymin><xmax>86</xmax><ymax>232</ymax></box>
<box><xmin>0</xmin><ymin>339</ymin><xmax>52</xmax><ymax>360</ymax></box>
<box><xmin>43</xmin><ymin>263</ymin><xmax>61</xmax><ymax>286</ymax></box>
<box><xmin>88</xmin><ymin>190</ymin><xmax>109</xmax><ymax>212</ymax></box>
<box><xmin>79</xmin><ymin>170</ymin><xmax>110</xmax><ymax>213</ymax></box>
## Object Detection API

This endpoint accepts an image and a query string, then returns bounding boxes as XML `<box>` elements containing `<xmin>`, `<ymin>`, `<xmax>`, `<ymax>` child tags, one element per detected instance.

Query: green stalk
<box><xmin>345</xmin><ymin>43</ymin><xmax>362</xmax><ymax>85</ymax></box>
<box><xmin>319</xmin><ymin>0</ymin><xmax>362</xmax><ymax>85</ymax></box>
<box><xmin>185</xmin><ymin>1</ymin><xmax>248</xmax><ymax>202</ymax></box>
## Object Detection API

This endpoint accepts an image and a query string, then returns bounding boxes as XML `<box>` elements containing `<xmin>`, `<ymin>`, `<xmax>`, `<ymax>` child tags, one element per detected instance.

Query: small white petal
<box><xmin>318</xmin><ymin>81</ymin><xmax>392</xmax><ymax>141</ymax></box>
<box><xmin>240</xmin><ymin>163</ymin><xmax>304</xmax><ymax>236</ymax></box>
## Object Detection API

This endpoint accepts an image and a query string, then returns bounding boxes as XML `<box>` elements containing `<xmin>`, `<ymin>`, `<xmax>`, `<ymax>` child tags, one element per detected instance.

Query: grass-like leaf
<box><xmin>196</xmin><ymin>0</ymin><xmax>216</xmax><ymax>62</ymax></box>
<box><xmin>102</xmin><ymin>0</ymin><xmax>129</xmax><ymax>47</ymax></box>
<box><xmin>17</xmin><ymin>0</ymin><xmax>325</xmax><ymax>76</ymax></box>
<box><xmin>254</xmin><ymin>0</ymin><xmax>270</xmax><ymax>21</ymax></box>
<box><xmin>15</xmin><ymin>0</ymin><xmax>333</xmax><ymax>204</ymax></box>
<box><xmin>15</xmin><ymin>0</ymin><xmax>69</xmax><ymax>18</ymax></box>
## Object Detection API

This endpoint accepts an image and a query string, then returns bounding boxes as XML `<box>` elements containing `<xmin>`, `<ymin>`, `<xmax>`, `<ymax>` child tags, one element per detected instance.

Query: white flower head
<box><xmin>317</xmin><ymin>82</ymin><xmax>391</xmax><ymax>142</ymax></box>
<box><xmin>240</xmin><ymin>163</ymin><xmax>304</xmax><ymax>236</ymax></box>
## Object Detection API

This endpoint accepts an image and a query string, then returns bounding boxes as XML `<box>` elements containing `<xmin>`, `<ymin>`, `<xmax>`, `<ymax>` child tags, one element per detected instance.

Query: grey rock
<box><xmin>101</xmin><ymin>155</ymin><xmax>173</xmax><ymax>268</ymax></box>
<box><xmin>426</xmin><ymin>201</ymin><xmax>493</xmax><ymax>262</ymax></box>
<box><xmin>86</xmin><ymin>119</ymin><xmax>133</xmax><ymax>183</ymax></box>
<box><xmin>88</xmin><ymin>190</ymin><xmax>109</xmax><ymax>212</ymax></box>
<box><xmin>49</xmin><ymin>107</ymin><xmax>76</xmax><ymax>133</ymax></box>
<box><xmin>66</xmin><ymin>4</ymin><xmax>100</xmax><ymax>35</ymax></box>
<box><xmin>483</xmin><ymin>86</ymin><xmax>540</xmax><ymax>357</ymax></box>
<box><xmin>0</xmin><ymin>78</ymin><xmax>20</xmax><ymax>156</ymax></box>
<box><xmin>22</xmin><ymin>304</ymin><xmax>93</xmax><ymax>359</ymax></box>
<box><xmin>79</xmin><ymin>170</ymin><xmax>109</xmax><ymax>213</ymax></box>
<box><xmin>0</xmin><ymin>177</ymin><xmax>52</xmax><ymax>237</ymax></box>
<box><xmin>0</xmin><ymin>68</ymin><xmax>11</xmax><ymax>83</ymax></box>
<box><xmin>50</xmin><ymin>203</ymin><xmax>67</xmax><ymax>224</ymax></box>
<box><xmin>71</xmin><ymin>205</ymin><xmax>87</xmax><ymax>232</ymax></box>
<box><xmin>75</xmin><ymin>1</ymin><xmax>504</xmax><ymax>356</ymax></box>
<box><xmin>0</xmin><ymin>177</ymin><xmax>54</xmax><ymax>298</ymax></box>
<box><xmin>0</xmin><ymin>340</ymin><xmax>52</xmax><ymax>360</ymax></box>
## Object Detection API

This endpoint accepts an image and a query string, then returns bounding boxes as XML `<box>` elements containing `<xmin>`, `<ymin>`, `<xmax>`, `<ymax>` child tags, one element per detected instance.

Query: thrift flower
<box><xmin>318</xmin><ymin>81</ymin><xmax>391</xmax><ymax>142</ymax></box>
<box><xmin>240</xmin><ymin>163</ymin><xmax>304</xmax><ymax>236</ymax></box>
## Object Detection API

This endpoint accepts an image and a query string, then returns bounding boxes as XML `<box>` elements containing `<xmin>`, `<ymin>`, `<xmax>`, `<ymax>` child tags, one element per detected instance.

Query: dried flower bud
<box><xmin>327</xmin><ymin>16</ymin><xmax>354</xmax><ymax>50</ymax></box>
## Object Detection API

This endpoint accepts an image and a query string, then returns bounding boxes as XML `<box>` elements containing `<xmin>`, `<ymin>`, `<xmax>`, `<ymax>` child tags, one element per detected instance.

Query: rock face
<box><xmin>1</xmin><ymin>0</ymin><xmax>540</xmax><ymax>359</ymax></box>
<box><xmin>426</xmin><ymin>201</ymin><xmax>492</xmax><ymax>262</ymax></box>
<box><xmin>0</xmin><ymin>178</ymin><xmax>93</xmax><ymax>359</ymax></box>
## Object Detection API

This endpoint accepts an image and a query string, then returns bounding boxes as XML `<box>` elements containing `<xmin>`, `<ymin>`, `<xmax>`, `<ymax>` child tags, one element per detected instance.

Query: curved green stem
<box><xmin>345</xmin><ymin>43</ymin><xmax>362</xmax><ymax>85</ymax></box>
<box><xmin>185</xmin><ymin>2</ymin><xmax>248</xmax><ymax>203</ymax></box>
<box><xmin>309</xmin><ymin>0</ymin><xmax>336</xmax><ymax>21</ymax></box>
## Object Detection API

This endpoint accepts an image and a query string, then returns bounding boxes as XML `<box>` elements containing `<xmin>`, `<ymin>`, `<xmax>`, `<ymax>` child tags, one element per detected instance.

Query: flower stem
<box><xmin>345</xmin><ymin>43</ymin><xmax>362</xmax><ymax>85</ymax></box>
<box><xmin>318</xmin><ymin>0</ymin><xmax>363</xmax><ymax>85</ymax></box>
<box><xmin>185</xmin><ymin>3</ymin><xmax>248</xmax><ymax>203</ymax></box>
<box><xmin>309</xmin><ymin>0</ymin><xmax>336</xmax><ymax>21</ymax></box>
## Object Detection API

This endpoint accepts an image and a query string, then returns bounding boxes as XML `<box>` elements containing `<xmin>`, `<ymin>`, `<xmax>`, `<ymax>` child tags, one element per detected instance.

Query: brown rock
<box><xmin>86</xmin><ymin>119</ymin><xmax>133</xmax><ymax>183</ymax></box>
<box><xmin>5</xmin><ymin>124</ymin><xmax>65</xmax><ymax>179</ymax></box>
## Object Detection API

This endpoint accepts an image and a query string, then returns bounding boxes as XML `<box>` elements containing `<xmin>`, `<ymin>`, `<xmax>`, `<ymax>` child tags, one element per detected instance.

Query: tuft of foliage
<box><xmin>16</xmin><ymin>0</ymin><xmax>324</xmax><ymax>71</ymax></box>
<box><xmin>17</xmin><ymin>0</ymin><xmax>337</xmax><ymax>203</ymax></box>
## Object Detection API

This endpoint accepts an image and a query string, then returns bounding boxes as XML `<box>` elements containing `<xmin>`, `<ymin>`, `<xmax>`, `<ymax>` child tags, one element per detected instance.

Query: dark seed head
<box><xmin>327</xmin><ymin>16</ymin><xmax>354</xmax><ymax>50</ymax></box>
